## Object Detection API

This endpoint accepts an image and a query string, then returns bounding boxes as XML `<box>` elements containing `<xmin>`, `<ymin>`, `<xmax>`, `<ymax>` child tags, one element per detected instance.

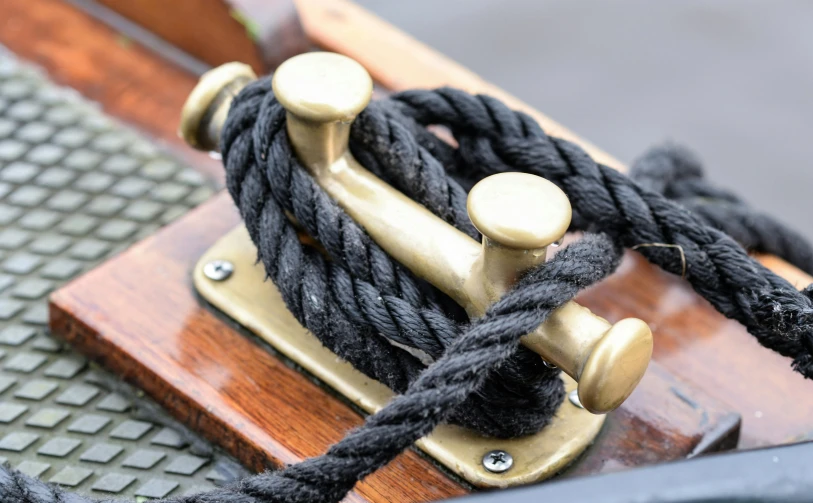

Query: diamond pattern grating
<box><xmin>0</xmin><ymin>48</ymin><xmax>248</xmax><ymax>499</ymax></box>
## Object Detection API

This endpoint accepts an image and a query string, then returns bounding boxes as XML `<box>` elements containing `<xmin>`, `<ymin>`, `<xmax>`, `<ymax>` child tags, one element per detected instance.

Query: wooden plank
<box><xmin>95</xmin><ymin>0</ymin><xmax>265</xmax><ymax>73</ymax></box>
<box><xmin>50</xmin><ymin>193</ymin><xmax>740</xmax><ymax>502</ymax></box>
<box><xmin>226</xmin><ymin>0</ymin><xmax>312</xmax><ymax>69</ymax></box>
<box><xmin>566</xmin><ymin>364</ymin><xmax>740</xmax><ymax>476</ymax></box>
<box><xmin>0</xmin><ymin>0</ymin><xmax>223</xmax><ymax>181</ymax></box>
<box><xmin>93</xmin><ymin>0</ymin><xmax>310</xmax><ymax>72</ymax></box>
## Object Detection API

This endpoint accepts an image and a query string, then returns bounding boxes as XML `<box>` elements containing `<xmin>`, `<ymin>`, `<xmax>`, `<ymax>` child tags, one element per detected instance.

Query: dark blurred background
<box><xmin>357</xmin><ymin>0</ymin><xmax>813</xmax><ymax>240</ymax></box>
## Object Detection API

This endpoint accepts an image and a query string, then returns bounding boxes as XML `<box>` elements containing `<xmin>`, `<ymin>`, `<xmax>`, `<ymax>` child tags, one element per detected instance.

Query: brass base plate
<box><xmin>193</xmin><ymin>225</ymin><xmax>605</xmax><ymax>488</ymax></box>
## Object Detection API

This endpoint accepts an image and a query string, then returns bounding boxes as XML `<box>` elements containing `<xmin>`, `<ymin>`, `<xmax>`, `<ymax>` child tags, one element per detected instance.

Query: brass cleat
<box><xmin>181</xmin><ymin>52</ymin><xmax>652</xmax><ymax>415</ymax></box>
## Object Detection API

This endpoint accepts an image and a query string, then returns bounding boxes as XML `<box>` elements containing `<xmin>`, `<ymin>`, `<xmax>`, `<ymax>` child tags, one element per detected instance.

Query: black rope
<box><xmin>3</xmin><ymin>83</ymin><xmax>813</xmax><ymax>503</ymax></box>
<box><xmin>386</xmin><ymin>87</ymin><xmax>813</xmax><ymax>375</ymax></box>
<box><xmin>630</xmin><ymin>143</ymin><xmax>813</xmax><ymax>276</ymax></box>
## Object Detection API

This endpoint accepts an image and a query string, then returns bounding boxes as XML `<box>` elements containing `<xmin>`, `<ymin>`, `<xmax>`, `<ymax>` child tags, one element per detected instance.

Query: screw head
<box><xmin>482</xmin><ymin>450</ymin><xmax>513</xmax><ymax>473</ymax></box>
<box><xmin>203</xmin><ymin>260</ymin><xmax>234</xmax><ymax>281</ymax></box>
<box><xmin>568</xmin><ymin>389</ymin><xmax>585</xmax><ymax>409</ymax></box>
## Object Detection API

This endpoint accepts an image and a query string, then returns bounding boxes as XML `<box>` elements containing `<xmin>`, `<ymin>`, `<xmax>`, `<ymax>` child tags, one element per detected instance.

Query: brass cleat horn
<box><xmin>180</xmin><ymin>52</ymin><xmax>653</xmax><ymax>414</ymax></box>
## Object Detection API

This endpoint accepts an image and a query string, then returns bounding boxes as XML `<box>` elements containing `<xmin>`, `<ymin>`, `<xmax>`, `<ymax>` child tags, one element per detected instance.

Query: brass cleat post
<box><xmin>179</xmin><ymin>62</ymin><xmax>257</xmax><ymax>152</ymax></box>
<box><xmin>180</xmin><ymin>52</ymin><xmax>653</xmax><ymax>415</ymax></box>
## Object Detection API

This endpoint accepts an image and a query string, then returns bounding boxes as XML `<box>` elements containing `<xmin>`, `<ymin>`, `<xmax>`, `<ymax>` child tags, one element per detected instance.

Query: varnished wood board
<box><xmin>576</xmin><ymin>252</ymin><xmax>813</xmax><ymax>447</ymax></box>
<box><xmin>50</xmin><ymin>194</ymin><xmax>740</xmax><ymax>502</ymax></box>
<box><xmin>94</xmin><ymin>0</ymin><xmax>265</xmax><ymax>73</ymax></box>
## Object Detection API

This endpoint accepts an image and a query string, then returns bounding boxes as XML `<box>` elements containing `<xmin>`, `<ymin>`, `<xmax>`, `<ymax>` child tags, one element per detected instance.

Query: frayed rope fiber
<box><xmin>3</xmin><ymin>84</ymin><xmax>813</xmax><ymax>503</ymax></box>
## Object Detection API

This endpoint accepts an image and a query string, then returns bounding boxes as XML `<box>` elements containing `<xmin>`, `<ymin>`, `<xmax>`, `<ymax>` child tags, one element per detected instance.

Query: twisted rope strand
<box><xmin>631</xmin><ymin>144</ymin><xmax>813</xmax><ymax>275</ymax></box>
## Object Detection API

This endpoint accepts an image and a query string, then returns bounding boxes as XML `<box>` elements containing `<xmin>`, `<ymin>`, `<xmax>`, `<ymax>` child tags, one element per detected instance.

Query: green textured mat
<box><xmin>0</xmin><ymin>48</ymin><xmax>248</xmax><ymax>499</ymax></box>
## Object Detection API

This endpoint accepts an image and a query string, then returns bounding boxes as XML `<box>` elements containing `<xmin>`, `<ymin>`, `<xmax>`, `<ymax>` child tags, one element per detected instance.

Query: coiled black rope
<box><xmin>3</xmin><ymin>84</ymin><xmax>813</xmax><ymax>503</ymax></box>
<box><xmin>223</xmin><ymin>80</ymin><xmax>562</xmax><ymax>439</ymax></box>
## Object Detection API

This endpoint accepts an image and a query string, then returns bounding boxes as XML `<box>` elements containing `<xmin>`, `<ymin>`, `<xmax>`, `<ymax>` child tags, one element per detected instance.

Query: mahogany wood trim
<box><xmin>94</xmin><ymin>0</ymin><xmax>265</xmax><ymax>73</ymax></box>
<box><xmin>292</xmin><ymin>0</ymin><xmax>813</xmax><ymax>289</ymax></box>
<box><xmin>226</xmin><ymin>0</ymin><xmax>312</xmax><ymax>69</ymax></box>
<box><xmin>576</xmin><ymin>250</ymin><xmax>813</xmax><ymax>447</ymax></box>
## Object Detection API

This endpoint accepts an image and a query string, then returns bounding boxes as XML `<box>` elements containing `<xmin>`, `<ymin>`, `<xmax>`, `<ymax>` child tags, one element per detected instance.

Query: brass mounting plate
<box><xmin>193</xmin><ymin>225</ymin><xmax>605</xmax><ymax>488</ymax></box>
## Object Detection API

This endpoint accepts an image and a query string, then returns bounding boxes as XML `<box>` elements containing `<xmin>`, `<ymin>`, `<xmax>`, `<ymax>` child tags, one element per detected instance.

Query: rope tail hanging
<box><xmin>3</xmin><ymin>82</ymin><xmax>813</xmax><ymax>503</ymax></box>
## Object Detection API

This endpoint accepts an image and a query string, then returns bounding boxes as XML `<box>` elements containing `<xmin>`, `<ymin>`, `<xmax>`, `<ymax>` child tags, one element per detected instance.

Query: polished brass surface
<box><xmin>522</xmin><ymin>303</ymin><xmax>653</xmax><ymax>413</ymax></box>
<box><xmin>467</xmin><ymin>172</ymin><xmax>571</xmax><ymax>250</ymax></box>
<box><xmin>274</xmin><ymin>52</ymin><xmax>374</xmax><ymax>124</ymax></box>
<box><xmin>179</xmin><ymin>62</ymin><xmax>256</xmax><ymax>151</ymax></box>
<box><xmin>194</xmin><ymin>226</ymin><xmax>606</xmax><ymax>487</ymax></box>
<box><xmin>181</xmin><ymin>53</ymin><xmax>652</xmax><ymax>414</ymax></box>
<box><xmin>467</xmin><ymin>173</ymin><xmax>570</xmax><ymax>307</ymax></box>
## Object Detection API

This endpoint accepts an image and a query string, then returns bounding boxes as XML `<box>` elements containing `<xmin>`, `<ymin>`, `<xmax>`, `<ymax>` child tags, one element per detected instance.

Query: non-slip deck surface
<box><xmin>0</xmin><ymin>49</ymin><xmax>246</xmax><ymax>499</ymax></box>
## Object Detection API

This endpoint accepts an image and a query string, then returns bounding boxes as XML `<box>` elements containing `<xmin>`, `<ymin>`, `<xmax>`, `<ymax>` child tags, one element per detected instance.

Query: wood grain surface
<box><xmin>50</xmin><ymin>194</ymin><xmax>740</xmax><ymax>502</ymax></box>
<box><xmin>577</xmin><ymin>252</ymin><xmax>813</xmax><ymax>447</ymax></box>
